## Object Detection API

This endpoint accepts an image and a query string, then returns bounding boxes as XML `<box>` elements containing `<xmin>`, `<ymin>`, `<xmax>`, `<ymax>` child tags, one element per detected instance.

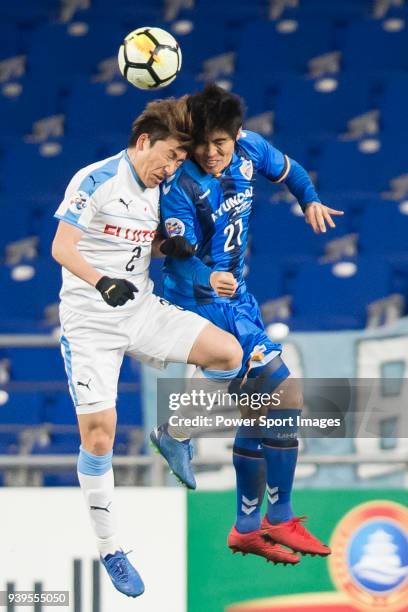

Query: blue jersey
<box><xmin>160</xmin><ymin>130</ymin><xmax>291</xmax><ymax>306</ymax></box>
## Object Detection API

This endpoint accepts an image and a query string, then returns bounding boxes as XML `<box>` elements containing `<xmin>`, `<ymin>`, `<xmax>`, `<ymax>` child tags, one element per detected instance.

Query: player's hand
<box><xmin>304</xmin><ymin>202</ymin><xmax>344</xmax><ymax>234</ymax></box>
<box><xmin>210</xmin><ymin>271</ymin><xmax>238</xmax><ymax>297</ymax></box>
<box><xmin>95</xmin><ymin>276</ymin><xmax>138</xmax><ymax>307</ymax></box>
<box><xmin>159</xmin><ymin>236</ymin><xmax>196</xmax><ymax>259</ymax></box>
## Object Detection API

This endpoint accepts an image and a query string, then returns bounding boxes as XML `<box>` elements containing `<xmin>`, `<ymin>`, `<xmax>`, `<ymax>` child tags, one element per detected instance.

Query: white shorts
<box><xmin>59</xmin><ymin>293</ymin><xmax>209</xmax><ymax>414</ymax></box>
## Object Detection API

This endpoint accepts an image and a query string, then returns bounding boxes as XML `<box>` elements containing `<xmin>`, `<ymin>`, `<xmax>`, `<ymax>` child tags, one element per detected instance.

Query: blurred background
<box><xmin>0</xmin><ymin>1</ymin><xmax>407</xmax><ymax>611</ymax></box>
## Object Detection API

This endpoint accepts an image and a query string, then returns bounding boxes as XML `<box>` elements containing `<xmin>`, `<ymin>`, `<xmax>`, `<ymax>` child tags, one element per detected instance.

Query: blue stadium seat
<box><xmin>116</xmin><ymin>392</ymin><xmax>143</xmax><ymax>426</ymax></box>
<box><xmin>31</xmin><ymin>432</ymin><xmax>80</xmax><ymax>455</ymax></box>
<box><xmin>0</xmin><ymin>392</ymin><xmax>44</xmax><ymax>424</ymax></box>
<box><xmin>42</xmin><ymin>473</ymin><xmax>78</xmax><ymax>486</ymax></box>
<box><xmin>0</xmin><ymin>432</ymin><xmax>19</xmax><ymax>454</ymax></box>
<box><xmin>0</xmin><ymin>201</ymin><xmax>32</xmax><ymax>252</ymax></box>
<box><xmin>0</xmin><ymin>0</ymin><xmax>60</xmax><ymax>24</ymax></box>
<box><xmin>272</xmin><ymin>74</ymin><xmax>372</xmax><ymax>138</ymax></box>
<box><xmin>289</xmin><ymin>256</ymin><xmax>394</xmax><ymax>330</ymax></box>
<box><xmin>296</xmin><ymin>0</ymin><xmax>371</xmax><ymax>20</ymax></box>
<box><xmin>0</xmin><ymin>23</ymin><xmax>19</xmax><ymax>60</ymax></box>
<box><xmin>378</xmin><ymin>73</ymin><xmax>408</xmax><ymax>134</ymax></box>
<box><xmin>316</xmin><ymin>138</ymin><xmax>406</xmax><ymax>198</ymax></box>
<box><xmin>358</xmin><ymin>200</ymin><xmax>408</xmax><ymax>257</ymax></box>
<box><xmin>43</xmin><ymin>393</ymin><xmax>77</xmax><ymax>426</ymax></box>
<box><xmin>0</xmin><ymin>259</ymin><xmax>61</xmax><ymax>329</ymax></box>
<box><xmin>245</xmin><ymin>253</ymin><xmax>285</xmax><ymax>304</ymax></box>
<box><xmin>0</xmin><ymin>139</ymin><xmax>99</xmax><ymax>208</ymax></box>
<box><xmin>250</xmin><ymin>201</ymin><xmax>350</xmax><ymax>260</ymax></box>
<box><xmin>26</xmin><ymin>21</ymin><xmax>128</xmax><ymax>86</ymax></box>
<box><xmin>7</xmin><ymin>347</ymin><xmax>66</xmax><ymax>381</ymax></box>
<box><xmin>236</xmin><ymin>18</ymin><xmax>334</xmax><ymax>77</ymax></box>
<box><xmin>341</xmin><ymin>19</ymin><xmax>408</xmax><ymax>72</ymax></box>
<box><xmin>63</xmin><ymin>77</ymin><xmax>150</xmax><ymax>138</ymax></box>
<box><xmin>0</xmin><ymin>77</ymin><xmax>60</xmax><ymax>144</ymax></box>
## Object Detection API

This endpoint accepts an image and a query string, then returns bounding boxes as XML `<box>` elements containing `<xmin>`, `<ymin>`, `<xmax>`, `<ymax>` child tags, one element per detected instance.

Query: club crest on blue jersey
<box><xmin>165</xmin><ymin>217</ymin><xmax>185</xmax><ymax>237</ymax></box>
<box><xmin>69</xmin><ymin>191</ymin><xmax>89</xmax><ymax>213</ymax></box>
<box><xmin>239</xmin><ymin>158</ymin><xmax>253</xmax><ymax>180</ymax></box>
<box><xmin>329</xmin><ymin>500</ymin><xmax>408</xmax><ymax>610</ymax></box>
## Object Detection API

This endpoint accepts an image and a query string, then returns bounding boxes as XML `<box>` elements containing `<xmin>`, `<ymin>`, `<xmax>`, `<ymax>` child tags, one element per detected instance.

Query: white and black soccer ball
<box><xmin>118</xmin><ymin>27</ymin><xmax>182</xmax><ymax>90</ymax></box>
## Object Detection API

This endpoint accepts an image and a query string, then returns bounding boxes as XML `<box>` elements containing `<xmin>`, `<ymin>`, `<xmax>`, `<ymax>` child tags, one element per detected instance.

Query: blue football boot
<box><xmin>150</xmin><ymin>424</ymin><xmax>196</xmax><ymax>490</ymax></box>
<box><xmin>101</xmin><ymin>550</ymin><xmax>144</xmax><ymax>598</ymax></box>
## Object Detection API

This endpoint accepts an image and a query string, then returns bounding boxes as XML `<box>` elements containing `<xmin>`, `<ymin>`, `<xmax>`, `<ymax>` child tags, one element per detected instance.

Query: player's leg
<box><xmin>60</xmin><ymin>308</ymin><xmax>144</xmax><ymax>597</ymax></box>
<box><xmin>77</xmin><ymin>407</ymin><xmax>118</xmax><ymax>558</ymax></box>
<box><xmin>128</xmin><ymin>296</ymin><xmax>242</xmax><ymax>489</ymax></box>
<box><xmin>241</xmin><ymin>357</ymin><xmax>331</xmax><ymax>556</ymax></box>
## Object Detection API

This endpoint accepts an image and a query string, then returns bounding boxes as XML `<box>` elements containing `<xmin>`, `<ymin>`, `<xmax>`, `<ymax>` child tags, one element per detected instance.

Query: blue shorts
<box><xmin>188</xmin><ymin>292</ymin><xmax>283</xmax><ymax>378</ymax></box>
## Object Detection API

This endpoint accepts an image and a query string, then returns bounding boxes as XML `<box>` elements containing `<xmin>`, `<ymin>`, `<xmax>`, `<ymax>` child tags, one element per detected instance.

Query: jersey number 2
<box><xmin>223</xmin><ymin>219</ymin><xmax>243</xmax><ymax>252</ymax></box>
<box><xmin>125</xmin><ymin>246</ymin><xmax>142</xmax><ymax>271</ymax></box>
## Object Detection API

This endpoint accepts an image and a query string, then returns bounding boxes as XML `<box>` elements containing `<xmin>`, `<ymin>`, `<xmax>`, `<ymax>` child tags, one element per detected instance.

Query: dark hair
<box><xmin>129</xmin><ymin>96</ymin><xmax>192</xmax><ymax>150</ymax></box>
<box><xmin>187</xmin><ymin>84</ymin><xmax>245</xmax><ymax>143</ymax></box>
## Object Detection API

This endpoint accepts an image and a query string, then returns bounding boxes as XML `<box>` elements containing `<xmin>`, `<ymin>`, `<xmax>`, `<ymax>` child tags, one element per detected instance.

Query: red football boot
<box><xmin>260</xmin><ymin>515</ymin><xmax>331</xmax><ymax>556</ymax></box>
<box><xmin>227</xmin><ymin>526</ymin><xmax>300</xmax><ymax>565</ymax></box>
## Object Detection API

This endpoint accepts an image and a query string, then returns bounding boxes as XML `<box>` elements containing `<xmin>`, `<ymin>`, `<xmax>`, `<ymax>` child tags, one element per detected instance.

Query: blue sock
<box><xmin>233</xmin><ymin>426</ymin><xmax>265</xmax><ymax>533</ymax></box>
<box><xmin>262</xmin><ymin>409</ymin><xmax>300</xmax><ymax>525</ymax></box>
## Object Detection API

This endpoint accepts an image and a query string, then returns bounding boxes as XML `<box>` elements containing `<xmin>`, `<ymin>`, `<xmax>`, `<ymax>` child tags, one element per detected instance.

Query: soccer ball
<box><xmin>118</xmin><ymin>27</ymin><xmax>182</xmax><ymax>90</ymax></box>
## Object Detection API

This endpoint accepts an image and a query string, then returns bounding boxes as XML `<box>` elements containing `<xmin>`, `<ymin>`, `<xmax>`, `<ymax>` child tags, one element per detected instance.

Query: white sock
<box><xmin>77</xmin><ymin>468</ymin><xmax>121</xmax><ymax>558</ymax></box>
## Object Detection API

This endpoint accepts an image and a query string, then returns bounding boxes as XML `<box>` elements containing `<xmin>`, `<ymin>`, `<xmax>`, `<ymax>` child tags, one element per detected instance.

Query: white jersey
<box><xmin>54</xmin><ymin>150</ymin><xmax>159</xmax><ymax>315</ymax></box>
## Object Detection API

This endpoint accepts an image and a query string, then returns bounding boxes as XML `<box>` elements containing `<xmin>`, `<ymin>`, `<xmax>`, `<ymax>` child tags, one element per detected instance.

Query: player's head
<box><xmin>187</xmin><ymin>84</ymin><xmax>244</xmax><ymax>175</ymax></box>
<box><xmin>128</xmin><ymin>97</ymin><xmax>192</xmax><ymax>188</ymax></box>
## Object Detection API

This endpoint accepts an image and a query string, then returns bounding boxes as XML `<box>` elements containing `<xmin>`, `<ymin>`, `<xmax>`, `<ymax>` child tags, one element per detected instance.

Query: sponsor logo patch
<box><xmin>69</xmin><ymin>191</ymin><xmax>89</xmax><ymax>213</ymax></box>
<box><xmin>239</xmin><ymin>159</ymin><xmax>253</xmax><ymax>180</ymax></box>
<box><xmin>165</xmin><ymin>217</ymin><xmax>185</xmax><ymax>237</ymax></box>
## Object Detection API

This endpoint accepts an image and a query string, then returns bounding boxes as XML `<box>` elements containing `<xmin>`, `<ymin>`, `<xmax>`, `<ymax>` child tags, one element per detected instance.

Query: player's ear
<box><xmin>236</xmin><ymin>127</ymin><xmax>243</xmax><ymax>141</ymax></box>
<box><xmin>136</xmin><ymin>133</ymin><xmax>150</xmax><ymax>151</ymax></box>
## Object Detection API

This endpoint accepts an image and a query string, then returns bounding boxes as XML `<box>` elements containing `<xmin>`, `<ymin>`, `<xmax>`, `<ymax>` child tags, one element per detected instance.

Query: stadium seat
<box><xmin>341</xmin><ymin>19</ymin><xmax>408</xmax><ymax>73</ymax></box>
<box><xmin>43</xmin><ymin>393</ymin><xmax>78</xmax><ymax>426</ymax></box>
<box><xmin>0</xmin><ymin>259</ymin><xmax>61</xmax><ymax>330</ymax></box>
<box><xmin>378</xmin><ymin>73</ymin><xmax>408</xmax><ymax>134</ymax></box>
<box><xmin>245</xmin><ymin>253</ymin><xmax>286</xmax><ymax>304</ymax></box>
<box><xmin>358</xmin><ymin>200</ymin><xmax>408</xmax><ymax>257</ymax></box>
<box><xmin>250</xmin><ymin>200</ymin><xmax>351</xmax><ymax>260</ymax></box>
<box><xmin>289</xmin><ymin>256</ymin><xmax>394</xmax><ymax>330</ymax></box>
<box><xmin>0</xmin><ymin>432</ymin><xmax>20</xmax><ymax>454</ymax></box>
<box><xmin>315</xmin><ymin>137</ymin><xmax>407</xmax><ymax>198</ymax></box>
<box><xmin>0</xmin><ymin>392</ymin><xmax>44</xmax><ymax>424</ymax></box>
<box><xmin>0</xmin><ymin>77</ymin><xmax>60</xmax><ymax>144</ymax></box>
<box><xmin>296</xmin><ymin>0</ymin><xmax>371</xmax><ymax>20</ymax></box>
<box><xmin>7</xmin><ymin>347</ymin><xmax>66</xmax><ymax>381</ymax></box>
<box><xmin>236</xmin><ymin>18</ymin><xmax>334</xmax><ymax>77</ymax></box>
<box><xmin>116</xmin><ymin>393</ymin><xmax>143</xmax><ymax>426</ymax></box>
<box><xmin>63</xmin><ymin>77</ymin><xmax>151</xmax><ymax>138</ymax></box>
<box><xmin>0</xmin><ymin>139</ymin><xmax>100</xmax><ymax>209</ymax></box>
<box><xmin>26</xmin><ymin>21</ymin><xmax>128</xmax><ymax>87</ymax></box>
<box><xmin>272</xmin><ymin>74</ymin><xmax>372</xmax><ymax>139</ymax></box>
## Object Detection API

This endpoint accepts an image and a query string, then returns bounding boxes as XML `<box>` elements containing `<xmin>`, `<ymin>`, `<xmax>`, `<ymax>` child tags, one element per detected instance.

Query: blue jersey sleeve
<box><xmin>160</xmin><ymin>180</ymin><xmax>212</xmax><ymax>287</ymax></box>
<box><xmin>238</xmin><ymin>130</ymin><xmax>290</xmax><ymax>182</ymax></box>
<box><xmin>238</xmin><ymin>130</ymin><xmax>321</xmax><ymax>210</ymax></box>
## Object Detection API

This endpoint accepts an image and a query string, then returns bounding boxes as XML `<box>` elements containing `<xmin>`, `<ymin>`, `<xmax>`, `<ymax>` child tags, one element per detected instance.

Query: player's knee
<box><xmin>277</xmin><ymin>377</ymin><xmax>303</xmax><ymax>409</ymax></box>
<box><xmin>220</xmin><ymin>333</ymin><xmax>243</xmax><ymax>371</ymax></box>
<box><xmin>81</xmin><ymin>424</ymin><xmax>115</xmax><ymax>455</ymax></box>
<box><xmin>84</xmin><ymin>431</ymin><xmax>113</xmax><ymax>455</ymax></box>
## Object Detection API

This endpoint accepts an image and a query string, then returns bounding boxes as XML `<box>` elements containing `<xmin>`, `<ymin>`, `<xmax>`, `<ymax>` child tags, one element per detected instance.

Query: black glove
<box><xmin>95</xmin><ymin>276</ymin><xmax>138</xmax><ymax>307</ymax></box>
<box><xmin>159</xmin><ymin>236</ymin><xmax>196</xmax><ymax>259</ymax></box>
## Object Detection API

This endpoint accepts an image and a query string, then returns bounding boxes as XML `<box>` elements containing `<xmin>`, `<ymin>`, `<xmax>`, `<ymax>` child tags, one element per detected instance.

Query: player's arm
<box><xmin>151</xmin><ymin>231</ymin><xmax>197</xmax><ymax>259</ymax></box>
<box><xmin>52</xmin><ymin>221</ymin><xmax>137</xmax><ymax>307</ymax></box>
<box><xmin>160</xmin><ymin>183</ymin><xmax>237</xmax><ymax>296</ymax></box>
<box><xmin>52</xmin><ymin>178</ymin><xmax>137</xmax><ymax>307</ymax></box>
<box><xmin>52</xmin><ymin>221</ymin><xmax>102</xmax><ymax>286</ymax></box>
<box><xmin>240</xmin><ymin>130</ymin><xmax>343</xmax><ymax>234</ymax></box>
<box><xmin>284</xmin><ymin>160</ymin><xmax>344</xmax><ymax>234</ymax></box>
